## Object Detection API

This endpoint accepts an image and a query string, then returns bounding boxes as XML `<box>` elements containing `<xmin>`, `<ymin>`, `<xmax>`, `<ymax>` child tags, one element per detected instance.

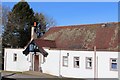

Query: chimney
<box><xmin>31</xmin><ymin>22</ymin><xmax>37</xmax><ymax>41</ymax></box>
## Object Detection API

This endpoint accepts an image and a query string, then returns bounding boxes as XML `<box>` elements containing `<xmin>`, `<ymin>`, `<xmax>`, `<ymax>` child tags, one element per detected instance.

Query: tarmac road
<box><xmin>1</xmin><ymin>71</ymin><xmax>59</xmax><ymax>80</ymax></box>
<box><xmin>1</xmin><ymin>71</ymin><xmax>86</xmax><ymax>80</ymax></box>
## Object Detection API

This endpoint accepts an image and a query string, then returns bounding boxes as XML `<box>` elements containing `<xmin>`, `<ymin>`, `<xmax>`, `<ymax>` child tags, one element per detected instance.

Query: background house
<box><xmin>4</xmin><ymin>22</ymin><xmax>119</xmax><ymax>78</ymax></box>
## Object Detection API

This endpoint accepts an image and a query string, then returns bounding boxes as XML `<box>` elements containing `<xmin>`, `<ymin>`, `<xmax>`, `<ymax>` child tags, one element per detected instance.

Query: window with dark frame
<box><xmin>13</xmin><ymin>53</ymin><xmax>17</xmax><ymax>61</ymax></box>
<box><xmin>29</xmin><ymin>44</ymin><xmax>34</xmax><ymax>52</ymax></box>
<box><xmin>74</xmin><ymin>57</ymin><xmax>79</xmax><ymax>68</ymax></box>
<box><xmin>86</xmin><ymin>57</ymin><xmax>92</xmax><ymax>69</ymax></box>
<box><xmin>110</xmin><ymin>58</ymin><xmax>117</xmax><ymax>71</ymax></box>
<box><xmin>63</xmin><ymin>56</ymin><xmax>68</xmax><ymax>67</ymax></box>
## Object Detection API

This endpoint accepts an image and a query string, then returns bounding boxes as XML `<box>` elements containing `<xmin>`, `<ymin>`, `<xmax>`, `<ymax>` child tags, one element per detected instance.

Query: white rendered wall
<box><xmin>41</xmin><ymin>49</ymin><xmax>60</xmax><ymax>76</ymax></box>
<box><xmin>4</xmin><ymin>48</ymin><xmax>31</xmax><ymax>72</ymax></box>
<box><xmin>5</xmin><ymin>48</ymin><xmax>117</xmax><ymax>78</ymax></box>
<box><xmin>60</xmin><ymin>50</ymin><xmax>94</xmax><ymax>78</ymax></box>
<box><xmin>96</xmin><ymin>51</ymin><xmax>118</xmax><ymax>78</ymax></box>
<box><xmin>42</xmin><ymin>49</ymin><xmax>118</xmax><ymax>78</ymax></box>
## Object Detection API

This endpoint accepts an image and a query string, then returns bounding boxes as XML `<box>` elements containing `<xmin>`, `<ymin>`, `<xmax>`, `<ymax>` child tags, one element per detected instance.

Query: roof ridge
<box><xmin>50</xmin><ymin>22</ymin><xmax>118</xmax><ymax>29</ymax></box>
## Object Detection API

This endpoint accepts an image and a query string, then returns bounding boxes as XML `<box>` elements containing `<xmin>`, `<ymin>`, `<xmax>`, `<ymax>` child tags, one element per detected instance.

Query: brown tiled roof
<box><xmin>34</xmin><ymin>39</ymin><xmax>56</xmax><ymax>48</ymax></box>
<box><xmin>34</xmin><ymin>22</ymin><xmax>119</xmax><ymax>51</ymax></box>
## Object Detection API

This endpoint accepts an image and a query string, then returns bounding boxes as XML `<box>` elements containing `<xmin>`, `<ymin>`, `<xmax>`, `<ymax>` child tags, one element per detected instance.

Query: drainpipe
<box><xmin>94</xmin><ymin>46</ymin><xmax>96</xmax><ymax>80</ymax></box>
<box><xmin>59</xmin><ymin>49</ymin><xmax>62</xmax><ymax>77</ymax></box>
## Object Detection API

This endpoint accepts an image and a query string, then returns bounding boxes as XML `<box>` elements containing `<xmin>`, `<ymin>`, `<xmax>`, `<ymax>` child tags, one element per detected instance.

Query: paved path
<box><xmin>1</xmin><ymin>71</ymin><xmax>86</xmax><ymax>80</ymax></box>
<box><xmin>22</xmin><ymin>71</ymin><xmax>58</xmax><ymax>78</ymax></box>
<box><xmin>1</xmin><ymin>71</ymin><xmax>59</xmax><ymax>79</ymax></box>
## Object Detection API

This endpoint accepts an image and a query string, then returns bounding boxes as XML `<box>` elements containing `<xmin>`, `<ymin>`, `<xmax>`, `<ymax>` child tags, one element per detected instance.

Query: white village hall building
<box><xmin>4</xmin><ymin>22</ymin><xmax>119</xmax><ymax>78</ymax></box>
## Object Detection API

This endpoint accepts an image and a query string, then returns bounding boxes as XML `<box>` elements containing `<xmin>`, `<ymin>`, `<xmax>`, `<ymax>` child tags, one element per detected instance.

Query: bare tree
<box><xmin>0</xmin><ymin>4</ymin><xmax>2</xmax><ymax>26</ymax></box>
<box><xmin>2</xmin><ymin>5</ymin><xmax>10</xmax><ymax>27</ymax></box>
<box><xmin>0</xmin><ymin>5</ymin><xmax>10</xmax><ymax>37</ymax></box>
<box><xmin>44</xmin><ymin>14</ymin><xmax>57</xmax><ymax>29</ymax></box>
<box><xmin>1</xmin><ymin>5</ymin><xmax>10</xmax><ymax>33</ymax></box>
<box><xmin>34</xmin><ymin>12</ymin><xmax>56</xmax><ymax>37</ymax></box>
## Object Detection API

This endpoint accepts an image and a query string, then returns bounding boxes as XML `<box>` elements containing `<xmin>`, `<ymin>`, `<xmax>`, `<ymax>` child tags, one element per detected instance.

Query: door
<box><xmin>34</xmin><ymin>55</ymin><xmax>39</xmax><ymax>71</ymax></box>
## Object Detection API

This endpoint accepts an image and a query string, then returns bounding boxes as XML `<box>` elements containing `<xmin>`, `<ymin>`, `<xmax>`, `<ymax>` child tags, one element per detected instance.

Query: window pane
<box><xmin>88</xmin><ymin>58</ymin><xmax>91</xmax><ymax>61</ymax></box>
<box><xmin>87</xmin><ymin>63</ymin><xmax>89</xmax><ymax>67</ymax></box>
<box><xmin>74</xmin><ymin>57</ymin><xmax>79</xmax><ymax>68</ymax></box>
<box><xmin>64</xmin><ymin>57</ymin><xmax>68</xmax><ymax>60</ymax></box>
<box><xmin>64</xmin><ymin>61</ymin><xmax>68</xmax><ymax>66</ymax></box>
<box><xmin>112</xmin><ymin>59</ymin><xmax>117</xmax><ymax>62</ymax></box>
<box><xmin>86</xmin><ymin>57</ymin><xmax>92</xmax><ymax>69</ymax></box>
<box><xmin>89</xmin><ymin>62</ymin><xmax>92</xmax><ymax>67</ymax></box>
<box><xmin>63</xmin><ymin>56</ymin><xmax>68</xmax><ymax>67</ymax></box>
<box><xmin>13</xmin><ymin>54</ymin><xmax>17</xmax><ymax>61</ymax></box>
<box><xmin>76</xmin><ymin>57</ymin><xmax>79</xmax><ymax>60</ymax></box>
<box><xmin>75</xmin><ymin>61</ymin><xmax>79</xmax><ymax>67</ymax></box>
<box><xmin>112</xmin><ymin>63</ymin><xmax>117</xmax><ymax>69</ymax></box>
<box><xmin>110</xmin><ymin>58</ymin><xmax>117</xmax><ymax>71</ymax></box>
<box><xmin>29</xmin><ymin>44</ymin><xmax>33</xmax><ymax>51</ymax></box>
